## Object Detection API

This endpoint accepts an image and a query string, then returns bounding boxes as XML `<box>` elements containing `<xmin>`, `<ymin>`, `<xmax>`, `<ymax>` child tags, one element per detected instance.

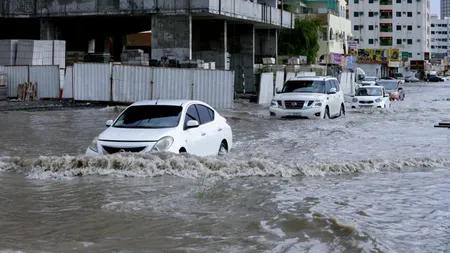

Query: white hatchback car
<box><xmin>269</xmin><ymin>76</ymin><xmax>346</xmax><ymax>119</ymax></box>
<box><xmin>86</xmin><ymin>99</ymin><xmax>233</xmax><ymax>157</ymax></box>
<box><xmin>351</xmin><ymin>86</ymin><xmax>391</xmax><ymax>109</ymax></box>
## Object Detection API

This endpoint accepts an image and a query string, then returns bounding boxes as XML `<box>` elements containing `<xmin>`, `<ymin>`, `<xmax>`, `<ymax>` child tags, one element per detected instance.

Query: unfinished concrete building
<box><xmin>0</xmin><ymin>0</ymin><xmax>294</xmax><ymax>92</ymax></box>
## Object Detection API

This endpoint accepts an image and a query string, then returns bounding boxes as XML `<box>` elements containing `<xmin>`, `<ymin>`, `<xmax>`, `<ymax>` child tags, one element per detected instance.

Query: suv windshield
<box><xmin>356</xmin><ymin>87</ymin><xmax>382</xmax><ymax>96</ymax></box>
<box><xmin>377</xmin><ymin>81</ymin><xmax>397</xmax><ymax>90</ymax></box>
<box><xmin>282</xmin><ymin>80</ymin><xmax>326</xmax><ymax>93</ymax></box>
<box><xmin>113</xmin><ymin>105</ymin><xmax>182</xmax><ymax>129</ymax></box>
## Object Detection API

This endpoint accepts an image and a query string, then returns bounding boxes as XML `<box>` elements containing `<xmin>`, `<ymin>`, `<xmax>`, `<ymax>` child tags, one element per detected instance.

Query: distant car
<box><xmin>85</xmin><ymin>99</ymin><xmax>233</xmax><ymax>157</ymax></box>
<box><xmin>351</xmin><ymin>86</ymin><xmax>391</xmax><ymax>109</ymax></box>
<box><xmin>376</xmin><ymin>80</ymin><xmax>405</xmax><ymax>101</ymax></box>
<box><xmin>269</xmin><ymin>76</ymin><xmax>345</xmax><ymax>119</ymax></box>
<box><xmin>405</xmin><ymin>76</ymin><xmax>420</xmax><ymax>82</ymax></box>
<box><xmin>428</xmin><ymin>76</ymin><xmax>445</xmax><ymax>82</ymax></box>
<box><xmin>361</xmin><ymin>76</ymin><xmax>378</xmax><ymax>86</ymax></box>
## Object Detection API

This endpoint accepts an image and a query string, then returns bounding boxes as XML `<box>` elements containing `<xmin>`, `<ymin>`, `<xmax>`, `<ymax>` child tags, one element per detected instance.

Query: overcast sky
<box><xmin>431</xmin><ymin>0</ymin><xmax>439</xmax><ymax>16</ymax></box>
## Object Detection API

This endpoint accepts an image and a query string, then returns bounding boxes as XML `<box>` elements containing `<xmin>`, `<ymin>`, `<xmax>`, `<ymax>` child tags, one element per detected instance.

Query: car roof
<box><xmin>359</xmin><ymin>85</ymin><xmax>383</xmax><ymax>89</ymax></box>
<box><xmin>130</xmin><ymin>99</ymin><xmax>206</xmax><ymax>107</ymax></box>
<box><xmin>288</xmin><ymin>76</ymin><xmax>337</xmax><ymax>81</ymax></box>
<box><xmin>377</xmin><ymin>80</ymin><xmax>398</xmax><ymax>82</ymax></box>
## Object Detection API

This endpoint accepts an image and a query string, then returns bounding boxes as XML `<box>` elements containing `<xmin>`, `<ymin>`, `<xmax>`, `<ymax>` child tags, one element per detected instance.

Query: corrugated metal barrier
<box><xmin>62</xmin><ymin>66</ymin><xmax>73</xmax><ymax>99</ymax></box>
<box><xmin>29</xmin><ymin>65</ymin><xmax>60</xmax><ymax>99</ymax></box>
<box><xmin>73</xmin><ymin>63</ymin><xmax>112</xmax><ymax>102</ymax></box>
<box><xmin>110</xmin><ymin>64</ymin><xmax>234</xmax><ymax>109</ymax></box>
<box><xmin>0</xmin><ymin>65</ymin><xmax>60</xmax><ymax>98</ymax></box>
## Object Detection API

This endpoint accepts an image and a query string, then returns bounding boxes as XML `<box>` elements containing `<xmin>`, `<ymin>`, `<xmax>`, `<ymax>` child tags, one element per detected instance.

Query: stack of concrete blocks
<box><xmin>202</xmin><ymin>62</ymin><xmax>216</xmax><ymax>69</ymax></box>
<box><xmin>0</xmin><ymin>40</ymin><xmax>19</xmax><ymax>65</ymax></box>
<box><xmin>120</xmin><ymin>49</ymin><xmax>149</xmax><ymax>65</ymax></box>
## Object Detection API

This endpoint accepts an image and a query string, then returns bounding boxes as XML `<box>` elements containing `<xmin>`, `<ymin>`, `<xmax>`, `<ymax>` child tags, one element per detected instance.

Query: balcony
<box><xmin>379</xmin><ymin>0</ymin><xmax>393</xmax><ymax>5</ymax></box>
<box><xmin>380</xmin><ymin>37</ymin><xmax>393</xmax><ymax>46</ymax></box>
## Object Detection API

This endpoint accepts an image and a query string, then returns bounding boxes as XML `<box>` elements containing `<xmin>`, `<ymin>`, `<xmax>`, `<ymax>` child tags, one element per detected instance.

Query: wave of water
<box><xmin>0</xmin><ymin>153</ymin><xmax>448</xmax><ymax>180</ymax></box>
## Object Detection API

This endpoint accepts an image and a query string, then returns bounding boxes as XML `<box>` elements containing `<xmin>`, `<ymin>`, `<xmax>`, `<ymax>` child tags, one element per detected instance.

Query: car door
<box><xmin>183</xmin><ymin>104</ymin><xmax>206</xmax><ymax>156</ymax></box>
<box><xmin>334</xmin><ymin>80</ymin><xmax>344</xmax><ymax>110</ymax></box>
<box><xmin>195</xmin><ymin>104</ymin><xmax>221</xmax><ymax>156</ymax></box>
<box><xmin>327</xmin><ymin>80</ymin><xmax>339</xmax><ymax>116</ymax></box>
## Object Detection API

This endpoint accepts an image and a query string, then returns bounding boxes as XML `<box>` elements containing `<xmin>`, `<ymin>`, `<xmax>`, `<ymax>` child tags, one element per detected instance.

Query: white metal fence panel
<box><xmin>275</xmin><ymin>71</ymin><xmax>284</xmax><ymax>91</ymax></box>
<box><xmin>74</xmin><ymin>63</ymin><xmax>111</xmax><ymax>101</ymax></box>
<box><xmin>0</xmin><ymin>66</ymin><xmax>29</xmax><ymax>97</ymax></box>
<box><xmin>63</xmin><ymin>66</ymin><xmax>73</xmax><ymax>99</ymax></box>
<box><xmin>258</xmin><ymin>72</ymin><xmax>273</xmax><ymax>105</ymax></box>
<box><xmin>152</xmin><ymin>68</ymin><xmax>191</xmax><ymax>100</ymax></box>
<box><xmin>29</xmin><ymin>65</ymin><xmax>60</xmax><ymax>99</ymax></box>
<box><xmin>192</xmin><ymin>69</ymin><xmax>234</xmax><ymax>109</ymax></box>
<box><xmin>112</xmin><ymin>65</ymin><xmax>152</xmax><ymax>103</ymax></box>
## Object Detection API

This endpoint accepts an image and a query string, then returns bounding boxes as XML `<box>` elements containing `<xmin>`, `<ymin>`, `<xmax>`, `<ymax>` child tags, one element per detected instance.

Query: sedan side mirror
<box><xmin>186</xmin><ymin>120</ymin><xmax>200</xmax><ymax>129</ymax></box>
<box><xmin>275</xmin><ymin>87</ymin><xmax>282</xmax><ymax>94</ymax></box>
<box><xmin>328</xmin><ymin>87</ymin><xmax>337</xmax><ymax>94</ymax></box>
<box><xmin>106</xmin><ymin>119</ymin><xmax>113</xmax><ymax>127</ymax></box>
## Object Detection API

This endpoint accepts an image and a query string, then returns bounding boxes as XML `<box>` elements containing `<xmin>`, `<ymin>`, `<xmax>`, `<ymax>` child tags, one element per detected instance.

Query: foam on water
<box><xmin>0</xmin><ymin>152</ymin><xmax>448</xmax><ymax>180</ymax></box>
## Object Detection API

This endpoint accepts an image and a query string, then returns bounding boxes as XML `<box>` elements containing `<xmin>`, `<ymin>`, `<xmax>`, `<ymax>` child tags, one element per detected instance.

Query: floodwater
<box><xmin>0</xmin><ymin>82</ymin><xmax>450</xmax><ymax>253</ymax></box>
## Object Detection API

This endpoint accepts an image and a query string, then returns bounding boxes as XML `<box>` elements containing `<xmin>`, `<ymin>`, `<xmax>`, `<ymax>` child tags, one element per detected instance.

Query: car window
<box><xmin>333</xmin><ymin>80</ymin><xmax>341</xmax><ymax>92</ymax></box>
<box><xmin>195</xmin><ymin>104</ymin><xmax>214</xmax><ymax>124</ymax></box>
<box><xmin>184</xmin><ymin>105</ymin><xmax>200</xmax><ymax>126</ymax></box>
<box><xmin>325</xmin><ymin>80</ymin><xmax>332</xmax><ymax>91</ymax></box>
<box><xmin>282</xmin><ymin>80</ymin><xmax>326</xmax><ymax>93</ymax></box>
<box><xmin>113</xmin><ymin>105</ymin><xmax>182</xmax><ymax>129</ymax></box>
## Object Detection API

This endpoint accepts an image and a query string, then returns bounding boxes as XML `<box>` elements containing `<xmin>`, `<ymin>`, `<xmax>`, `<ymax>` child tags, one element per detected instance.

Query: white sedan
<box><xmin>351</xmin><ymin>86</ymin><xmax>391</xmax><ymax>109</ymax></box>
<box><xmin>86</xmin><ymin>99</ymin><xmax>233</xmax><ymax>157</ymax></box>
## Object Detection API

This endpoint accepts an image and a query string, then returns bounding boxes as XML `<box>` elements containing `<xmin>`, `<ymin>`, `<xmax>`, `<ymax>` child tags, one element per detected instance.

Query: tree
<box><xmin>278</xmin><ymin>17</ymin><xmax>324</xmax><ymax>64</ymax></box>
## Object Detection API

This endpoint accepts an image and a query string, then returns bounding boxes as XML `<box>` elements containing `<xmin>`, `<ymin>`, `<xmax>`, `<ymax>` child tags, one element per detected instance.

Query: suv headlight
<box><xmin>375</xmin><ymin>98</ymin><xmax>382</xmax><ymax>103</ymax></box>
<box><xmin>352</xmin><ymin>98</ymin><xmax>358</xmax><ymax>102</ymax></box>
<box><xmin>88</xmin><ymin>136</ymin><xmax>99</xmax><ymax>153</ymax></box>
<box><xmin>151</xmin><ymin>136</ymin><xmax>174</xmax><ymax>152</ymax></box>
<box><xmin>312</xmin><ymin>100</ymin><xmax>323</xmax><ymax>107</ymax></box>
<box><xmin>270</xmin><ymin>100</ymin><xmax>278</xmax><ymax>107</ymax></box>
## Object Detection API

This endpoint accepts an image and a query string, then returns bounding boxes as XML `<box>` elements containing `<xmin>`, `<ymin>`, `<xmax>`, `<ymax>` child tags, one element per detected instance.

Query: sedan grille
<box><xmin>102</xmin><ymin>146</ymin><xmax>147</xmax><ymax>154</ymax></box>
<box><xmin>284</xmin><ymin>100</ymin><xmax>305</xmax><ymax>109</ymax></box>
<box><xmin>359</xmin><ymin>101</ymin><xmax>374</xmax><ymax>104</ymax></box>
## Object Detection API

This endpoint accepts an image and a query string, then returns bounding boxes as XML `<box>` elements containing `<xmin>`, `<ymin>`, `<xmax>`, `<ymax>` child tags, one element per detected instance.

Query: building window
<box><xmin>369</xmin><ymin>39</ymin><xmax>374</xmax><ymax>44</ymax></box>
<box><xmin>407</xmin><ymin>39</ymin><xmax>413</xmax><ymax>44</ymax></box>
<box><xmin>417</xmin><ymin>25</ymin><xmax>421</xmax><ymax>28</ymax></box>
<box><xmin>396</xmin><ymin>25</ymin><xmax>401</xmax><ymax>30</ymax></box>
<box><xmin>354</xmin><ymin>0</ymin><xmax>359</xmax><ymax>3</ymax></box>
<box><xmin>396</xmin><ymin>12</ymin><xmax>401</xmax><ymax>17</ymax></box>
<box><xmin>408</xmin><ymin>25</ymin><xmax>412</xmax><ymax>30</ymax></box>
<box><xmin>369</xmin><ymin>12</ymin><xmax>374</xmax><ymax>17</ymax></box>
<box><xmin>354</xmin><ymin>11</ymin><xmax>359</xmax><ymax>17</ymax></box>
<box><xmin>396</xmin><ymin>0</ymin><xmax>401</xmax><ymax>2</ymax></box>
<box><xmin>369</xmin><ymin>25</ymin><xmax>374</xmax><ymax>30</ymax></box>
<box><xmin>369</xmin><ymin>0</ymin><xmax>374</xmax><ymax>3</ymax></box>
<box><xmin>397</xmin><ymin>39</ymin><xmax>402</xmax><ymax>44</ymax></box>
<box><xmin>417</xmin><ymin>12</ymin><xmax>421</xmax><ymax>14</ymax></box>
<box><xmin>354</xmin><ymin>25</ymin><xmax>360</xmax><ymax>30</ymax></box>
<box><xmin>407</xmin><ymin>12</ymin><xmax>412</xmax><ymax>17</ymax></box>
<box><xmin>407</xmin><ymin>0</ymin><xmax>412</xmax><ymax>3</ymax></box>
<box><xmin>355</xmin><ymin>39</ymin><xmax>359</xmax><ymax>43</ymax></box>
<box><xmin>431</xmin><ymin>24</ymin><xmax>435</xmax><ymax>27</ymax></box>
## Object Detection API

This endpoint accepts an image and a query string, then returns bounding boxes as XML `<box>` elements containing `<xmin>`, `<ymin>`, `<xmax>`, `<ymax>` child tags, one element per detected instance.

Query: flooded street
<box><xmin>0</xmin><ymin>82</ymin><xmax>450</xmax><ymax>252</ymax></box>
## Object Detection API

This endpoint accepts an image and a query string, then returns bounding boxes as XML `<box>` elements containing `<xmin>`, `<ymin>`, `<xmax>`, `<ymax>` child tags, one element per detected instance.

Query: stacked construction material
<box><xmin>120</xmin><ymin>49</ymin><xmax>149</xmax><ymax>65</ymax></box>
<box><xmin>0</xmin><ymin>40</ymin><xmax>19</xmax><ymax>65</ymax></box>
<box><xmin>14</xmin><ymin>40</ymin><xmax>66</xmax><ymax>68</ymax></box>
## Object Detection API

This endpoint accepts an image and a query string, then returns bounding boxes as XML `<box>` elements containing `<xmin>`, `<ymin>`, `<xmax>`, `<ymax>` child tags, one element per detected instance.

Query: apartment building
<box><xmin>430</xmin><ymin>14</ymin><xmax>449</xmax><ymax>59</ymax></box>
<box><xmin>349</xmin><ymin>0</ymin><xmax>431</xmax><ymax>61</ymax></box>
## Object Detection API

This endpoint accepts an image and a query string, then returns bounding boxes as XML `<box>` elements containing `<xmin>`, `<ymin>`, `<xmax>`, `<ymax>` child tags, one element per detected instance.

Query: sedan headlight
<box><xmin>352</xmin><ymin>98</ymin><xmax>358</xmax><ymax>102</ymax></box>
<box><xmin>151</xmin><ymin>136</ymin><xmax>174</xmax><ymax>152</ymax></box>
<box><xmin>375</xmin><ymin>98</ymin><xmax>382</xmax><ymax>103</ymax></box>
<box><xmin>270</xmin><ymin>100</ymin><xmax>278</xmax><ymax>107</ymax></box>
<box><xmin>88</xmin><ymin>136</ymin><xmax>99</xmax><ymax>153</ymax></box>
<box><xmin>391</xmin><ymin>91</ymin><xmax>399</xmax><ymax>96</ymax></box>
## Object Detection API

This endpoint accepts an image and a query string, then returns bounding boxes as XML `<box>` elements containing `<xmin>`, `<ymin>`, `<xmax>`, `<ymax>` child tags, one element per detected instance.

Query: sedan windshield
<box><xmin>364</xmin><ymin>77</ymin><xmax>377</xmax><ymax>81</ymax></box>
<box><xmin>282</xmin><ymin>80</ymin><xmax>326</xmax><ymax>93</ymax></box>
<box><xmin>113</xmin><ymin>105</ymin><xmax>182</xmax><ymax>129</ymax></box>
<box><xmin>356</xmin><ymin>87</ymin><xmax>382</xmax><ymax>96</ymax></box>
<box><xmin>377</xmin><ymin>81</ymin><xmax>397</xmax><ymax>90</ymax></box>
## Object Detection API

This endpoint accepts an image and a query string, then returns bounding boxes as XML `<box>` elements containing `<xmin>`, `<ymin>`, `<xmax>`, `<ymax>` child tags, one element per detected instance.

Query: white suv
<box><xmin>269</xmin><ymin>76</ymin><xmax>346</xmax><ymax>119</ymax></box>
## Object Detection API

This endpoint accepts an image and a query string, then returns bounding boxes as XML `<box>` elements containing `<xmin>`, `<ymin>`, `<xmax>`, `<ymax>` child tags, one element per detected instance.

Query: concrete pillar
<box><xmin>192</xmin><ymin>20</ymin><xmax>228</xmax><ymax>70</ymax></box>
<box><xmin>40</xmin><ymin>18</ymin><xmax>61</xmax><ymax>40</ymax></box>
<box><xmin>151</xmin><ymin>15</ymin><xmax>192</xmax><ymax>61</ymax></box>
<box><xmin>228</xmin><ymin>24</ymin><xmax>255</xmax><ymax>93</ymax></box>
<box><xmin>255</xmin><ymin>29</ymin><xmax>278</xmax><ymax>62</ymax></box>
